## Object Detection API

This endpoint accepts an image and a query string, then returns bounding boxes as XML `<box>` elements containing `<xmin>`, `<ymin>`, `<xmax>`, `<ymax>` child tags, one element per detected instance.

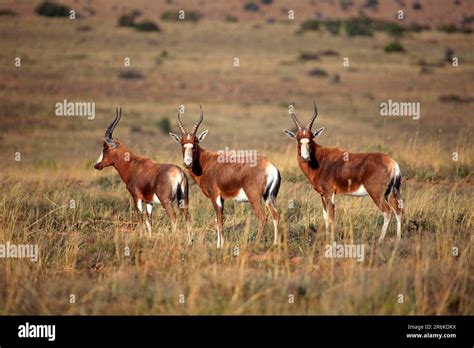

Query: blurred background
<box><xmin>0</xmin><ymin>0</ymin><xmax>473</xmax><ymax>176</ymax></box>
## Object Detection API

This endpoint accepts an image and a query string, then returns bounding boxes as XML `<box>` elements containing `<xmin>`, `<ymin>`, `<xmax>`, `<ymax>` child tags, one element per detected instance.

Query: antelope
<box><xmin>94</xmin><ymin>108</ymin><xmax>191</xmax><ymax>239</ymax></box>
<box><xmin>169</xmin><ymin>105</ymin><xmax>281</xmax><ymax>248</ymax></box>
<box><xmin>283</xmin><ymin>102</ymin><xmax>403</xmax><ymax>242</ymax></box>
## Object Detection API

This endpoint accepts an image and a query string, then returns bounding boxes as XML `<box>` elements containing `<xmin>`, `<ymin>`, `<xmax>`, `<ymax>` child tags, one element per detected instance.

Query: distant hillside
<box><xmin>2</xmin><ymin>0</ymin><xmax>474</xmax><ymax>28</ymax></box>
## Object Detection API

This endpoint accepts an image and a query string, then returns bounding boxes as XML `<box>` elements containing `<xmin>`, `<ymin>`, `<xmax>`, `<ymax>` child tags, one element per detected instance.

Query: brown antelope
<box><xmin>169</xmin><ymin>105</ymin><xmax>281</xmax><ymax>248</ymax></box>
<box><xmin>283</xmin><ymin>102</ymin><xmax>403</xmax><ymax>242</ymax></box>
<box><xmin>94</xmin><ymin>108</ymin><xmax>191</xmax><ymax>239</ymax></box>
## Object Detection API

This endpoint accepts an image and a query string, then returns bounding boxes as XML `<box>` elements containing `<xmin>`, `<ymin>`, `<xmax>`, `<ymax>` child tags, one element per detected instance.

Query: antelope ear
<box><xmin>313</xmin><ymin>127</ymin><xmax>325</xmax><ymax>137</ymax></box>
<box><xmin>169</xmin><ymin>132</ymin><xmax>181</xmax><ymax>143</ymax></box>
<box><xmin>283</xmin><ymin>129</ymin><xmax>296</xmax><ymax>138</ymax></box>
<box><xmin>197</xmin><ymin>130</ymin><xmax>208</xmax><ymax>143</ymax></box>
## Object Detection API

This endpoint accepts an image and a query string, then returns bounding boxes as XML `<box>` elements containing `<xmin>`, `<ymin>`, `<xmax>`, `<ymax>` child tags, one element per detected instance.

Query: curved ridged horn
<box><xmin>190</xmin><ymin>104</ymin><xmax>204</xmax><ymax>135</ymax></box>
<box><xmin>306</xmin><ymin>100</ymin><xmax>318</xmax><ymax>131</ymax></box>
<box><xmin>177</xmin><ymin>108</ymin><xmax>187</xmax><ymax>134</ymax></box>
<box><xmin>105</xmin><ymin>107</ymin><xmax>122</xmax><ymax>140</ymax></box>
<box><xmin>290</xmin><ymin>102</ymin><xmax>303</xmax><ymax>130</ymax></box>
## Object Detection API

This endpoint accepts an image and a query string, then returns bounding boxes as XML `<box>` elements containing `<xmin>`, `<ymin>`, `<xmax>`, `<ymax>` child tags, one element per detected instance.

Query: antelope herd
<box><xmin>94</xmin><ymin>102</ymin><xmax>403</xmax><ymax>248</ymax></box>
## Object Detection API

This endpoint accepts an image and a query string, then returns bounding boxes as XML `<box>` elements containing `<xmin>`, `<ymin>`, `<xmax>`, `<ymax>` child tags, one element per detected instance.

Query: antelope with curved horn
<box><xmin>94</xmin><ymin>108</ymin><xmax>191</xmax><ymax>239</ymax></box>
<box><xmin>169</xmin><ymin>105</ymin><xmax>281</xmax><ymax>248</ymax></box>
<box><xmin>283</xmin><ymin>101</ymin><xmax>403</xmax><ymax>242</ymax></box>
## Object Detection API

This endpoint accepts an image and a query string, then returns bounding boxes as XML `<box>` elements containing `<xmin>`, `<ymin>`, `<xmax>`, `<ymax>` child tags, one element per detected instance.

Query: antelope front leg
<box><xmin>323</xmin><ymin>193</ymin><xmax>335</xmax><ymax>240</ymax></box>
<box><xmin>212</xmin><ymin>196</ymin><xmax>224</xmax><ymax>249</ymax></box>
<box><xmin>320</xmin><ymin>195</ymin><xmax>329</xmax><ymax>233</ymax></box>
<box><xmin>145</xmin><ymin>203</ymin><xmax>153</xmax><ymax>236</ymax></box>
<box><xmin>134</xmin><ymin>197</ymin><xmax>146</xmax><ymax>234</ymax></box>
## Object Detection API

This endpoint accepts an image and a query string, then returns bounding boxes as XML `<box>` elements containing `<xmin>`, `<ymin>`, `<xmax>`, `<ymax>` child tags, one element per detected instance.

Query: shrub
<box><xmin>383</xmin><ymin>41</ymin><xmax>405</xmax><ymax>53</ymax></box>
<box><xmin>345</xmin><ymin>18</ymin><xmax>373</xmax><ymax>36</ymax></box>
<box><xmin>244</xmin><ymin>2</ymin><xmax>259</xmax><ymax>12</ymax></box>
<box><xmin>118</xmin><ymin>70</ymin><xmax>144</xmax><ymax>79</ymax></box>
<box><xmin>299</xmin><ymin>52</ymin><xmax>320</xmax><ymax>61</ymax></box>
<box><xmin>261</xmin><ymin>0</ymin><xmax>273</xmax><ymax>4</ymax></box>
<box><xmin>77</xmin><ymin>25</ymin><xmax>92</xmax><ymax>32</ymax></box>
<box><xmin>438</xmin><ymin>95</ymin><xmax>474</xmax><ymax>103</ymax></box>
<box><xmin>0</xmin><ymin>9</ymin><xmax>17</xmax><ymax>16</ymax></box>
<box><xmin>225</xmin><ymin>15</ymin><xmax>238</xmax><ymax>22</ymax></box>
<box><xmin>455</xmin><ymin>165</ymin><xmax>470</xmax><ymax>179</ymax></box>
<box><xmin>307</xmin><ymin>68</ymin><xmax>328</xmax><ymax>77</ymax></box>
<box><xmin>134</xmin><ymin>20</ymin><xmax>160</xmax><ymax>32</ymax></box>
<box><xmin>366</xmin><ymin>0</ymin><xmax>378</xmax><ymax>9</ymax></box>
<box><xmin>384</xmin><ymin>23</ymin><xmax>405</xmax><ymax>37</ymax></box>
<box><xmin>156</xmin><ymin>117</ymin><xmax>171</xmax><ymax>134</ymax></box>
<box><xmin>437</xmin><ymin>24</ymin><xmax>472</xmax><ymax>34</ymax></box>
<box><xmin>320</xmin><ymin>49</ymin><xmax>340</xmax><ymax>56</ymax></box>
<box><xmin>408</xmin><ymin>23</ymin><xmax>428</xmax><ymax>32</ymax></box>
<box><xmin>118</xmin><ymin>13</ymin><xmax>135</xmax><ymax>27</ymax></box>
<box><xmin>35</xmin><ymin>1</ymin><xmax>70</xmax><ymax>17</ymax></box>
<box><xmin>340</xmin><ymin>0</ymin><xmax>353</xmax><ymax>11</ymax></box>
<box><xmin>161</xmin><ymin>10</ymin><xmax>177</xmax><ymax>21</ymax></box>
<box><xmin>301</xmin><ymin>19</ymin><xmax>320</xmax><ymax>31</ymax></box>
<box><xmin>324</xmin><ymin>20</ymin><xmax>341</xmax><ymax>35</ymax></box>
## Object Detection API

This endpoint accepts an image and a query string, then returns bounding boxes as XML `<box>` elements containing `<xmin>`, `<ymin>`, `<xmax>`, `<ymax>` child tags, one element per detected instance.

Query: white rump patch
<box><xmin>95</xmin><ymin>152</ymin><xmax>103</xmax><ymax>164</ymax></box>
<box><xmin>392</xmin><ymin>161</ymin><xmax>401</xmax><ymax>177</ymax></box>
<box><xmin>264</xmin><ymin>163</ymin><xmax>279</xmax><ymax>200</ymax></box>
<box><xmin>170</xmin><ymin>171</ymin><xmax>182</xmax><ymax>197</ymax></box>
<box><xmin>153</xmin><ymin>194</ymin><xmax>161</xmax><ymax>205</ymax></box>
<box><xmin>233</xmin><ymin>189</ymin><xmax>249</xmax><ymax>203</ymax></box>
<box><xmin>346</xmin><ymin>185</ymin><xmax>369</xmax><ymax>197</ymax></box>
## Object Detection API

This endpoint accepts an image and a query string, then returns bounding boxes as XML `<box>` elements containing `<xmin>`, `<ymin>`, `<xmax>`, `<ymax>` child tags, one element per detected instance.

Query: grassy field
<box><xmin>0</xmin><ymin>0</ymin><xmax>472</xmax><ymax>315</ymax></box>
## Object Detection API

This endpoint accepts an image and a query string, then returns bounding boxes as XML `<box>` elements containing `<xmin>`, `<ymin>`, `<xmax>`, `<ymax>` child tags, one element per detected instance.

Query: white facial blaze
<box><xmin>95</xmin><ymin>151</ymin><xmax>103</xmax><ymax>164</ymax></box>
<box><xmin>300</xmin><ymin>139</ymin><xmax>310</xmax><ymax>160</ymax></box>
<box><xmin>183</xmin><ymin>144</ymin><xmax>193</xmax><ymax>166</ymax></box>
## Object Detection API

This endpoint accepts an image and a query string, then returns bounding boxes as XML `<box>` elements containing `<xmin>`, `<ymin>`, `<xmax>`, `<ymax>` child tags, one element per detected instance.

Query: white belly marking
<box><xmin>233</xmin><ymin>189</ymin><xmax>249</xmax><ymax>203</ymax></box>
<box><xmin>153</xmin><ymin>194</ymin><xmax>161</xmax><ymax>204</ymax></box>
<box><xmin>346</xmin><ymin>185</ymin><xmax>369</xmax><ymax>197</ymax></box>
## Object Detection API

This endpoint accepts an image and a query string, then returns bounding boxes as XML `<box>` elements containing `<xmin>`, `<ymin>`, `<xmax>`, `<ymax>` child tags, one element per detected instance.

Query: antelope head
<box><xmin>94</xmin><ymin>107</ymin><xmax>123</xmax><ymax>170</ymax></box>
<box><xmin>169</xmin><ymin>105</ymin><xmax>208</xmax><ymax>168</ymax></box>
<box><xmin>283</xmin><ymin>101</ymin><xmax>325</xmax><ymax>162</ymax></box>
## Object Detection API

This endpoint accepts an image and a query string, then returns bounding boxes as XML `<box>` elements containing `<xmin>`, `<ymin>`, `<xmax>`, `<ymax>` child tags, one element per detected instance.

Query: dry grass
<box><xmin>0</xmin><ymin>1</ymin><xmax>472</xmax><ymax>315</ymax></box>
<box><xmin>0</xmin><ymin>147</ymin><xmax>472</xmax><ymax>314</ymax></box>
